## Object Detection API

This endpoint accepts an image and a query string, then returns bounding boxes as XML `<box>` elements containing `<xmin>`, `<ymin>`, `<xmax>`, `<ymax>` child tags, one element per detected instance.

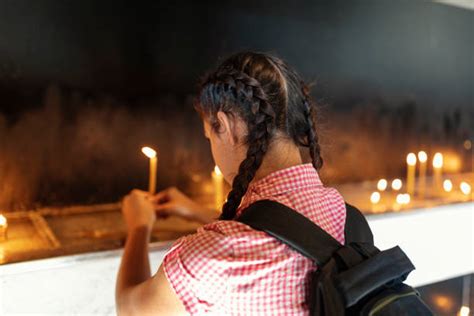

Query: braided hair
<box><xmin>196</xmin><ymin>52</ymin><xmax>323</xmax><ymax>220</ymax></box>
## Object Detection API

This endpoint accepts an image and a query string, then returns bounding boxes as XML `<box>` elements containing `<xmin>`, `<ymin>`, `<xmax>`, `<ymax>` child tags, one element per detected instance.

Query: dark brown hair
<box><xmin>196</xmin><ymin>52</ymin><xmax>323</xmax><ymax>220</ymax></box>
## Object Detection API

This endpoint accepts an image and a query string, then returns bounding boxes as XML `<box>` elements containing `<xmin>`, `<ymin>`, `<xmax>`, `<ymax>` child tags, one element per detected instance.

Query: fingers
<box><xmin>150</xmin><ymin>187</ymin><xmax>180</xmax><ymax>203</ymax></box>
<box><xmin>153</xmin><ymin>201</ymin><xmax>174</xmax><ymax>213</ymax></box>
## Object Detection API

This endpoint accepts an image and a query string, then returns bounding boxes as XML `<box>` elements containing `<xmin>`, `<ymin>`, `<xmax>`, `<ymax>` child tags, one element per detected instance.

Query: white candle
<box><xmin>417</xmin><ymin>151</ymin><xmax>427</xmax><ymax>199</ymax></box>
<box><xmin>141</xmin><ymin>147</ymin><xmax>158</xmax><ymax>194</ymax></box>
<box><xmin>406</xmin><ymin>153</ymin><xmax>417</xmax><ymax>196</ymax></box>
<box><xmin>432</xmin><ymin>153</ymin><xmax>443</xmax><ymax>193</ymax></box>
<box><xmin>212</xmin><ymin>166</ymin><xmax>224</xmax><ymax>211</ymax></box>
<box><xmin>0</xmin><ymin>214</ymin><xmax>8</xmax><ymax>241</ymax></box>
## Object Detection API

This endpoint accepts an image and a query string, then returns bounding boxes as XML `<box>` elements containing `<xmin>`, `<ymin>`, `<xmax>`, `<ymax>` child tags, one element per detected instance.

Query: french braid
<box><xmin>301</xmin><ymin>83</ymin><xmax>324</xmax><ymax>170</ymax></box>
<box><xmin>201</xmin><ymin>69</ymin><xmax>276</xmax><ymax>220</ymax></box>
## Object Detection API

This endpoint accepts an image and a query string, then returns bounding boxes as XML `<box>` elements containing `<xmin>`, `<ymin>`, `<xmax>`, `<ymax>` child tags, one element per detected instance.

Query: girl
<box><xmin>116</xmin><ymin>52</ymin><xmax>346</xmax><ymax>315</ymax></box>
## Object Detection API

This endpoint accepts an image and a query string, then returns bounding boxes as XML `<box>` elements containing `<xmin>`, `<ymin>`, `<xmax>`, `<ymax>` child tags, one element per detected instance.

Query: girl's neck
<box><xmin>252</xmin><ymin>139</ymin><xmax>304</xmax><ymax>183</ymax></box>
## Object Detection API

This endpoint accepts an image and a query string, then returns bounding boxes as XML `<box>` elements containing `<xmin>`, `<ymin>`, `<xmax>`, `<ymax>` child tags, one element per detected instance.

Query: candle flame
<box><xmin>417</xmin><ymin>151</ymin><xmax>427</xmax><ymax>163</ymax></box>
<box><xmin>459</xmin><ymin>306</ymin><xmax>470</xmax><ymax>316</ymax></box>
<box><xmin>460</xmin><ymin>182</ymin><xmax>471</xmax><ymax>195</ymax></box>
<box><xmin>406</xmin><ymin>153</ymin><xmax>417</xmax><ymax>166</ymax></box>
<box><xmin>396</xmin><ymin>193</ymin><xmax>410</xmax><ymax>205</ymax></box>
<box><xmin>391</xmin><ymin>179</ymin><xmax>402</xmax><ymax>191</ymax></box>
<box><xmin>141</xmin><ymin>146</ymin><xmax>157</xmax><ymax>158</ymax></box>
<box><xmin>0</xmin><ymin>215</ymin><xmax>6</xmax><ymax>226</ymax></box>
<box><xmin>370</xmin><ymin>192</ymin><xmax>381</xmax><ymax>204</ymax></box>
<box><xmin>443</xmin><ymin>179</ymin><xmax>453</xmax><ymax>192</ymax></box>
<box><xmin>214</xmin><ymin>165</ymin><xmax>222</xmax><ymax>176</ymax></box>
<box><xmin>433</xmin><ymin>152</ymin><xmax>443</xmax><ymax>169</ymax></box>
<box><xmin>377</xmin><ymin>179</ymin><xmax>388</xmax><ymax>191</ymax></box>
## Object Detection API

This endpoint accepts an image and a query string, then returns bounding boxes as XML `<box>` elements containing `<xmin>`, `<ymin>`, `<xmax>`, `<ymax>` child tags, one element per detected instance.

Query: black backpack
<box><xmin>236</xmin><ymin>200</ymin><xmax>433</xmax><ymax>316</ymax></box>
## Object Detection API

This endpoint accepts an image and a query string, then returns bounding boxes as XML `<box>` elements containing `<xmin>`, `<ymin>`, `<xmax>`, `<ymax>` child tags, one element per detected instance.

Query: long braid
<box><xmin>197</xmin><ymin>51</ymin><xmax>324</xmax><ymax>219</ymax></box>
<box><xmin>301</xmin><ymin>83</ymin><xmax>324</xmax><ymax>170</ymax></box>
<box><xmin>202</xmin><ymin>69</ymin><xmax>276</xmax><ymax>220</ymax></box>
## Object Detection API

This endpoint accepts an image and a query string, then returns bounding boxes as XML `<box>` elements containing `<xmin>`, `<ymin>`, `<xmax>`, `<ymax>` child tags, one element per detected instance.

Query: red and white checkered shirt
<box><xmin>163</xmin><ymin>163</ymin><xmax>347</xmax><ymax>315</ymax></box>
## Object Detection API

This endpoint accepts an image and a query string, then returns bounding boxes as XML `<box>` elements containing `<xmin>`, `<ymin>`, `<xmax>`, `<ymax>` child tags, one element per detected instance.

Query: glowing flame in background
<box><xmin>141</xmin><ymin>147</ymin><xmax>157</xmax><ymax>158</ymax></box>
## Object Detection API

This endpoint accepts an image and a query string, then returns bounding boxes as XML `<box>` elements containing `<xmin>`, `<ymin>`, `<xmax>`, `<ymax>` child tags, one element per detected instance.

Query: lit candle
<box><xmin>460</xmin><ymin>182</ymin><xmax>471</xmax><ymax>196</ymax></box>
<box><xmin>212</xmin><ymin>166</ymin><xmax>224</xmax><ymax>211</ymax></box>
<box><xmin>432</xmin><ymin>152</ymin><xmax>443</xmax><ymax>192</ymax></box>
<box><xmin>141</xmin><ymin>147</ymin><xmax>158</xmax><ymax>194</ymax></box>
<box><xmin>0</xmin><ymin>214</ymin><xmax>8</xmax><ymax>241</ymax></box>
<box><xmin>443</xmin><ymin>179</ymin><xmax>453</xmax><ymax>193</ymax></box>
<box><xmin>391</xmin><ymin>179</ymin><xmax>402</xmax><ymax>191</ymax></box>
<box><xmin>370</xmin><ymin>191</ymin><xmax>381</xmax><ymax>212</ymax></box>
<box><xmin>459</xmin><ymin>306</ymin><xmax>470</xmax><ymax>316</ymax></box>
<box><xmin>406</xmin><ymin>153</ymin><xmax>417</xmax><ymax>196</ymax></box>
<box><xmin>417</xmin><ymin>151</ymin><xmax>427</xmax><ymax>199</ymax></box>
<box><xmin>396</xmin><ymin>193</ymin><xmax>410</xmax><ymax>206</ymax></box>
<box><xmin>377</xmin><ymin>179</ymin><xmax>388</xmax><ymax>191</ymax></box>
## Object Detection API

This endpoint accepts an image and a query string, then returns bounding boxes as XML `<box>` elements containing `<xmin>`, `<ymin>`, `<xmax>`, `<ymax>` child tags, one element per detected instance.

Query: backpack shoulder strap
<box><xmin>236</xmin><ymin>199</ymin><xmax>342</xmax><ymax>265</ymax></box>
<box><xmin>344</xmin><ymin>203</ymin><xmax>374</xmax><ymax>244</ymax></box>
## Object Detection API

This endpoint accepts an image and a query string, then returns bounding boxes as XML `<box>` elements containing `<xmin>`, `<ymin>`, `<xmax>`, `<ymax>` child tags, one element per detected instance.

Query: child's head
<box><xmin>196</xmin><ymin>52</ymin><xmax>323</xmax><ymax>220</ymax></box>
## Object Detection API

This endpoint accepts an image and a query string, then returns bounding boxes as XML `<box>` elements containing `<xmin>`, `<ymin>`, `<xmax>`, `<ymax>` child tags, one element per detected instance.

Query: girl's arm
<box><xmin>115</xmin><ymin>190</ymin><xmax>187</xmax><ymax>315</ymax></box>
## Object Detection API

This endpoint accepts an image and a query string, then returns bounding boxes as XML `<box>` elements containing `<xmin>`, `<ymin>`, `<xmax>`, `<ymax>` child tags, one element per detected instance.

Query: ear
<box><xmin>216</xmin><ymin>111</ymin><xmax>239</xmax><ymax>145</ymax></box>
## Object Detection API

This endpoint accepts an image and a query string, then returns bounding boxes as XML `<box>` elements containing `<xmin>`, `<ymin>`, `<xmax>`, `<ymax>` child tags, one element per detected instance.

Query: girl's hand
<box><xmin>151</xmin><ymin>187</ymin><xmax>220</xmax><ymax>224</ymax></box>
<box><xmin>121</xmin><ymin>189</ymin><xmax>156</xmax><ymax>233</ymax></box>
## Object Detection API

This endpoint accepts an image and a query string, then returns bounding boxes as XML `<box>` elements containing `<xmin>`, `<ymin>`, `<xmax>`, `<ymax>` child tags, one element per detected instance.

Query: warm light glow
<box><xmin>377</xmin><ymin>179</ymin><xmax>388</xmax><ymax>191</ymax></box>
<box><xmin>459</xmin><ymin>306</ymin><xmax>470</xmax><ymax>316</ymax></box>
<box><xmin>141</xmin><ymin>146</ymin><xmax>157</xmax><ymax>158</ymax></box>
<box><xmin>406</xmin><ymin>153</ymin><xmax>417</xmax><ymax>166</ymax></box>
<box><xmin>214</xmin><ymin>165</ymin><xmax>222</xmax><ymax>176</ymax></box>
<box><xmin>396</xmin><ymin>194</ymin><xmax>404</xmax><ymax>204</ymax></box>
<box><xmin>396</xmin><ymin>193</ymin><xmax>410</xmax><ymax>205</ymax></box>
<box><xmin>460</xmin><ymin>182</ymin><xmax>471</xmax><ymax>195</ymax></box>
<box><xmin>443</xmin><ymin>152</ymin><xmax>462</xmax><ymax>173</ymax></box>
<box><xmin>370</xmin><ymin>192</ymin><xmax>381</xmax><ymax>204</ymax></box>
<box><xmin>433</xmin><ymin>294</ymin><xmax>454</xmax><ymax>311</ymax></box>
<box><xmin>391</xmin><ymin>179</ymin><xmax>402</xmax><ymax>191</ymax></box>
<box><xmin>464</xmin><ymin>140</ymin><xmax>472</xmax><ymax>150</ymax></box>
<box><xmin>0</xmin><ymin>215</ymin><xmax>6</xmax><ymax>227</ymax></box>
<box><xmin>417</xmin><ymin>151</ymin><xmax>427</xmax><ymax>163</ymax></box>
<box><xmin>433</xmin><ymin>152</ymin><xmax>443</xmax><ymax>169</ymax></box>
<box><xmin>443</xmin><ymin>180</ymin><xmax>453</xmax><ymax>192</ymax></box>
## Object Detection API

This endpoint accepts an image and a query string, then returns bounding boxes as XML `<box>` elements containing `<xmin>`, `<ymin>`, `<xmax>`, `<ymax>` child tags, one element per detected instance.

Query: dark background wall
<box><xmin>1</xmin><ymin>0</ymin><xmax>472</xmax><ymax>111</ymax></box>
<box><xmin>0</xmin><ymin>0</ymin><xmax>472</xmax><ymax>209</ymax></box>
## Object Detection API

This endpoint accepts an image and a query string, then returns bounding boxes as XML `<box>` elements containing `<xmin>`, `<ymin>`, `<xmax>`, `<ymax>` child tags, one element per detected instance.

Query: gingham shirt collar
<box><xmin>236</xmin><ymin>163</ymin><xmax>323</xmax><ymax>218</ymax></box>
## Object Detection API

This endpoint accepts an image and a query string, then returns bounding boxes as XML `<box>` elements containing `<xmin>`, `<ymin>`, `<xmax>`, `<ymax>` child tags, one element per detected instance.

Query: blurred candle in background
<box><xmin>377</xmin><ymin>179</ymin><xmax>388</xmax><ymax>191</ymax></box>
<box><xmin>0</xmin><ymin>214</ymin><xmax>8</xmax><ymax>241</ymax></box>
<box><xmin>391</xmin><ymin>179</ymin><xmax>402</xmax><ymax>191</ymax></box>
<box><xmin>460</xmin><ymin>182</ymin><xmax>471</xmax><ymax>196</ymax></box>
<box><xmin>370</xmin><ymin>191</ymin><xmax>381</xmax><ymax>212</ymax></box>
<box><xmin>141</xmin><ymin>147</ymin><xmax>158</xmax><ymax>194</ymax></box>
<box><xmin>406</xmin><ymin>153</ymin><xmax>417</xmax><ymax>196</ymax></box>
<box><xmin>432</xmin><ymin>153</ymin><xmax>443</xmax><ymax>193</ymax></box>
<box><xmin>417</xmin><ymin>151</ymin><xmax>427</xmax><ymax>199</ymax></box>
<box><xmin>443</xmin><ymin>179</ymin><xmax>453</xmax><ymax>193</ymax></box>
<box><xmin>212</xmin><ymin>166</ymin><xmax>224</xmax><ymax>211</ymax></box>
<box><xmin>396</xmin><ymin>193</ymin><xmax>410</xmax><ymax>205</ymax></box>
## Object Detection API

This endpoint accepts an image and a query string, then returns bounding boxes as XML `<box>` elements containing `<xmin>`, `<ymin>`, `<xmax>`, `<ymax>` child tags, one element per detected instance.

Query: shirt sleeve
<box><xmin>162</xmin><ymin>224</ymin><xmax>234</xmax><ymax>315</ymax></box>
